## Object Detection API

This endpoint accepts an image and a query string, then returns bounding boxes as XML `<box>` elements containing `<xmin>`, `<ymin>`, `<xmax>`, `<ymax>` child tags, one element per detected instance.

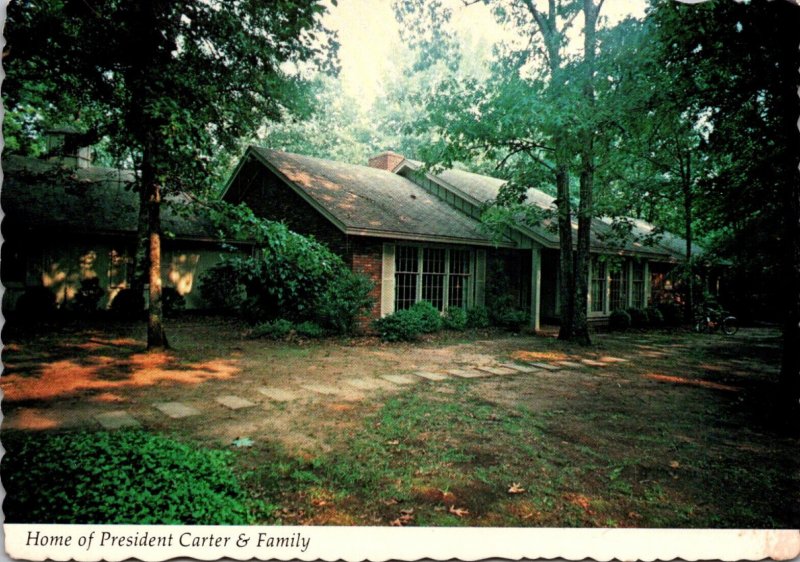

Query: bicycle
<box><xmin>693</xmin><ymin>306</ymin><xmax>738</xmax><ymax>335</ymax></box>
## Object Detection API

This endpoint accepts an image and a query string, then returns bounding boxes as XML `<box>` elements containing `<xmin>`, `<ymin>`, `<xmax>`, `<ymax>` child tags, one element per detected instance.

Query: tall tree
<box><xmin>5</xmin><ymin>0</ymin><xmax>336</xmax><ymax>349</ymax></box>
<box><xmin>648</xmin><ymin>0</ymin><xmax>800</xmax><ymax>419</ymax></box>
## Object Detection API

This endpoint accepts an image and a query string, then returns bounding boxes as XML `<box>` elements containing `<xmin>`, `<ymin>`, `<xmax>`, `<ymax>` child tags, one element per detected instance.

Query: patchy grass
<box><xmin>2</xmin><ymin>318</ymin><xmax>797</xmax><ymax>527</ymax></box>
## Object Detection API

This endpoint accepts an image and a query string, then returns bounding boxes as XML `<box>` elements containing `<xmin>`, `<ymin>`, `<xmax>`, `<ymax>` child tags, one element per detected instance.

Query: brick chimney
<box><xmin>368</xmin><ymin>151</ymin><xmax>405</xmax><ymax>172</ymax></box>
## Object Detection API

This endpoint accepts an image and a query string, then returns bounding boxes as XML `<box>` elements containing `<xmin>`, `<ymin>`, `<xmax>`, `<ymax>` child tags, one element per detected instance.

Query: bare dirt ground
<box><xmin>2</xmin><ymin>316</ymin><xmax>798</xmax><ymax>527</ymax></box>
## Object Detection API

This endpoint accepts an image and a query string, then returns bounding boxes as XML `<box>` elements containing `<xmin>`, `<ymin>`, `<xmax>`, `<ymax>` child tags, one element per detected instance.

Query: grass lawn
<box><xmin>2</xmin><ymin>316</ymin><xmax>798</xmax><ymax>527</ymax></box>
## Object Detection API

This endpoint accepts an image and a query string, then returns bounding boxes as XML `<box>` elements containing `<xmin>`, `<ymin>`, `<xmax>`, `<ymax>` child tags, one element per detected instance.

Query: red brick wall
<box><xmin>350</xmin><ymin>239</ymin><xmax>384</xmax><ymax>331</ymax></box>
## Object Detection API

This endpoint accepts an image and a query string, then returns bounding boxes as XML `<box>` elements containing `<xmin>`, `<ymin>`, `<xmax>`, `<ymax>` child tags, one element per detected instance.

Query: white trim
<box><xmin>380</xmin><ymin>243</ymin><xmax>396</xmax><ymax>317</ymax></box>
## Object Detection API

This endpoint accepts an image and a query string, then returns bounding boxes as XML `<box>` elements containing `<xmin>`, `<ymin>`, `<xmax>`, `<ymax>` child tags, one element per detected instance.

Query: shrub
<box><xmin>74</xmin><ymin>278</ymin><xmax>104</xmax><ymax>314</ymax></box>
<box><xmin>608</xmin><ymin>309</ymin><xmax>632</xmax><ymax>331</ymax></box>
<box><xmin>314</xmin><ymin>270</ymin><xmax>374</xmax><ymax>334</ymax></box>
<box><xmin>657</xmin><ymin>301</ymin><xmax>683</xmax><ymax>326</ymax></box>
<box><xmin>1</xmin><ymin>430</ymin><xmax>258</xmax><ymax>524</ymax></box>
<box><xmin>199</xmin><ymin>262</ymin><xmax>247</xmax><ymax>313</ymax></box>
<box><xmin>251</xmin><ymin>319</ymin><xmax>293</xmax><ymax>340</ymax></box>
<box><xmin>466</xmin><ymin>306</ymin><xmax>490</xmax><ymax>329</ymax></box>
<box><xmin>15</xmin><ymin>286</ymin><xmax>57</xmax><ymax>317</ymax></box>
<box><xmin>295</xmin><ymin>321</ymin><xmax>326</xmax><ymax>338</ymax></box>
<box><xmin>162</xmin><ymin>287</ymin><xmax>186</xmax><ymax>317</ymax></box>
<box><xmin>443</xmin><ymin>307</ymin><xmax>467</xmax><ymax>331</ymax></box>
<box><xmin>110</xmin><ymin>289</ymin><xmax>144</xmax><ymax>319</ymax></box>
<box><xmin>495</xmin><ymin>308</ymin><xmax>529</xmax><ymax>331</ymax></box>
<box><xmin>408</xmin><ymin>301</ymin><xmax>442</xmax><ymax>333</ymax></box>
<box><xmin>626</xmin><ymin>307</ymin><xmax>648</xmax><ymax>328</ymax></box>
<box><xmin>645</xmin><ymin>306</ymin><xmax>665</xmax><ymax>327</ymax></box>
<box><xmin>373</xmin><ymin>309</ymin><xmax>425</xmax><ymax>342</ymax></box>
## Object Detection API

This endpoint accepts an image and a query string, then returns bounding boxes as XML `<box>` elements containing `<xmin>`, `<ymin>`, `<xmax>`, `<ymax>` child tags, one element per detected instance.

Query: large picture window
<box><xmin>395</xmin><ymin>246</ymin><xmax>473</xmax><ymax>312</ymax></box>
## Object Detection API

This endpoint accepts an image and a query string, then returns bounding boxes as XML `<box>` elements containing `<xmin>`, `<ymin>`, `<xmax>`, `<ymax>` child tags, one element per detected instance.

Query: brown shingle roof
<box><xmin>1</xmin><ymin>155</ymin><xmax>217</xmax><ymax>240</ymax></box>
<box><xmin>247</xmin><ymin>147</ymin><xmax>511</xmax><ymax>246</ymax></box>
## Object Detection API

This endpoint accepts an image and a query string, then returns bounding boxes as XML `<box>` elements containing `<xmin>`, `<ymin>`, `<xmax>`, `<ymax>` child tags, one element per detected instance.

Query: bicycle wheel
<box><xmin>722</xmin><ymin>316</ymin><xmax>738</xmax><ymax>335</ymax></box>
<box><xmin>694</xmin><ymin>318</ymin><xmax>708</xmax><ymax>333</ymax></box>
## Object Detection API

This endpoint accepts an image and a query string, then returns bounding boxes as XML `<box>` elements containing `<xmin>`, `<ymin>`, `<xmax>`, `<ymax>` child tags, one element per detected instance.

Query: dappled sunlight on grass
<box><xmin>643</xmin><ymin>373</ymin><xmax>740</xmax><ymax>392</ymax></box>
<box><xmin>1</xmin><ymin>353</ymin><xmax>241</xmax><ymax>401</ymax></box>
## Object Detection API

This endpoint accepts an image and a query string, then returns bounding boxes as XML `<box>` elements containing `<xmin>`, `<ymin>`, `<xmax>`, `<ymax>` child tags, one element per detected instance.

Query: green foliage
<box><xmin>199</xmin><ymin>262</ymin><xmax>248</xmax><ymax>313</ymax></box>
<box><xmin>626</xmin><ymin>308</ymin><xmax>648</xmax><ymax>329</ymax></box>
<box><xmin>110</xmin><ymin>289</ymin><xmax>144</xmax><ymax>320</ymax></box>
<box><xmin>251</xmin><ymin>319</ymin><xmax>294</xmax><ymax>340</ymax></box>
<box><xmin>645</xmin><ymin>306</ymin><xmax>665</xmax><ymax>327</ymax></box>
<box><xmin>657</xmin><ymin>301</ymin><xmax>683</xmax><ymax>326</ymax></box>
<box><xmin>74</xmin><ymin>278</ymin><xmax>104</xmax><ymax>314</ymax></box>
<box><xmin>494</xmin><ymin>308</ymin><xmax>529</xmax><ymax>332</ymax></box>
<box><xmin>466</xmin><ymin>306</ymin><xmax>490</xmax><ymax>329</ymax></box>
<box><xmin>2</xmin><ymin>430</ymin><xmax>258</xmax><ymax>524</ymax></box>
<box><xmin>409</xmin><ymin>301</ymin><xmax>442</xmax><ymax>333</ymax></box>
<box><xmin>15</xmin><ymin>286</ymin><xmax>57</xmax><ymax>317</ymax></box>
<box><xmin>295</xmin><ymin>321</ymin><xmax>326</xmax><ymax>339</ymax></box>
<box><xmin>313</xmin><ymin>269</ymin><xmax>375</xmax><ymax>335</ymax></box>
<box><xmin>608</xmin><ymin>309</ymin><xmax>632</xmax><ymax>331</ymax></box>
<box><xmin>162</xmin><ymin>287</ymin><xmax>186</xmax><ymax>317</ymax></box>
<box><xmin>373</xmin><ymin>309</ymin><xmax>425</xmax><ymax>342</ymax></box>
<box><xmin>442</xmin><ymin>307</ymin><xmax>467</xmax><ymax>331</ymax></box>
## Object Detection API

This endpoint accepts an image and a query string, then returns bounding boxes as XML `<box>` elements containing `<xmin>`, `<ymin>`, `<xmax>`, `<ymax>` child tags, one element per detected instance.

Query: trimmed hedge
<box><xmin>609</xmin><ymin>309</ymin><xmax>632</xmax><ymax>331</ymax></box>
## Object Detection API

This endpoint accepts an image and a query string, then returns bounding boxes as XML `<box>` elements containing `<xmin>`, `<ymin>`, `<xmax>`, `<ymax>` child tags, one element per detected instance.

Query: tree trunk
<box><xmin>572</xmin><ymin>0</ymin><xmax>599</xmax><ymax>346</ymax></box>
<box><xmin>683</xmin><ymin>176</ymin><xmax>694</xmax><ymax>322</ymax></box>
<box><xmin>142</xmin><ymin>143</ymin><xmax>169</xmax><ymax>350</ymax></box>
<box><xmin>130</xmin><ymin>183</ymin><xmax>149</xmax><ymax>311</ymax></box>
<box><xmin>556</xmin><ymin>160</ymin><xmax>575</xmax><ymax>340</ymax></box>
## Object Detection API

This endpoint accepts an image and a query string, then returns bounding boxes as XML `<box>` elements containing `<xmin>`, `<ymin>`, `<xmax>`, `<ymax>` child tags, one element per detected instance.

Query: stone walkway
<box><xmin>82</xmin><ymin>355</ymin><xmax>629</xmax><ymax>431</ymax></box>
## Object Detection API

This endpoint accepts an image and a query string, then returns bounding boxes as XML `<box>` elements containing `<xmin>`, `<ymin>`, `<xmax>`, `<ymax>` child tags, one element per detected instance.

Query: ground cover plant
<box><xmin>1</xmin><ymin>317</ymin><xmax>797</xmax><ymax>527</ymax></box>
<box><xmin>2</xmin><ymin>429</ymin><xmax>262</xmax><ymax>524</ymax></box>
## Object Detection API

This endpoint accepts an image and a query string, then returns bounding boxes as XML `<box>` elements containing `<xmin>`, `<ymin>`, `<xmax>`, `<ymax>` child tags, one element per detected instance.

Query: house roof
<box><xmin>398</xmin><ymin>160</ymin><xmax>691</xmax><ymax>261</ymax></box>
<box><xmin>1</xmin><ymin>155</ymin><xmax>218</xmax><ymax>241</ymax></box>
<box><xmin>232</xmin><ymin>147</ymin><xmax>512</xmax><ymax>247</ymax></box>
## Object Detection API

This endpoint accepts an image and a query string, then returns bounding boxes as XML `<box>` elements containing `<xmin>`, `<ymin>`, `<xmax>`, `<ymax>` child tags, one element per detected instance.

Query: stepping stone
<box><xmin>414</xmin><ymin>371</ymin><xmax>449</xmax><ymax>381</ymax></box>
<box><xmin>95</xmin><ymin>410</ymin><xmax>140</xmax><ymax>429</ymax></box>
<box><xmin>476</xmin><ymin>366</ymin><xmax>519</xmax><ymax>376</ymax></box>
<box><xmin>215</xmin><ymin>395</ymin><xmax>255</xmax><ymax>410</ymax></box>
<box><xmin>498</xmin><ymin>362</ymin><xmax>539</xmax><ymax>374</ymax></box>
<box><xmin>380</xmin><ymin>374</ymin><xmax>418</xmax><ymax>385</ymax></box>
<box><xmin>556</xmin><ymin>361</ymin><xmax>585</xmax><ymax>369</ymax></box>
<box><xmin>581</xmin><ymin>359</ymin><xmax>608</xmax><ymax>367</ymax></box>
<box><xmin>344</xmin><ymin>377</ymin><xmax>386</xmax><ymax>391</ymax></box>
<box><xmin>598</xmin><ymin>356</ymin><xmax>628</xmax><ymax>363</ymax></box>
<box><xmin>526</xmin><ymin>362</ymin><xmax>561</xmax><ymax>371</ymax></box>
<box><xmin>258</xmin><ymin>387</ymin><xmax>300</xmax><ymax>402</ymax></box>
<box><xmin>448</xmin><ymin>368</ymin><xmax>490</xmax><ymax>378</ymax></box>
<box><xmin>153</xmin><ymin>402</ymin><xmax>200</xmax><ymax>419</ymax></box>
<box><xmin>301</xmin><ymin>384</ymin><xmax>343</xmax><ymax>396</ymax></box>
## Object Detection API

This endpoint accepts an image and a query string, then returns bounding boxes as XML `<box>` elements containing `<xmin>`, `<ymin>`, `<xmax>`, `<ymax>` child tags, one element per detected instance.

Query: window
<box><xmin>609</xmin><ymin>263</ymin><xmax>628</xmax><ymax>311</ymax></box>
<box><xmin>394</xmin><ymin>246</ymin><xmax>472</xmax><ymax>312</ymax></box>
<box><xmin>590</xmin><ymin>258</ymin><xmax>607</xmax><ymax>313</ymax></box>
<box><xmin>448</xmin><ymin>249</ymin><xmax>471</xmax><ymax>309</ymax></box>
<box><xmin>631</xmin><ymin>261</ymin><xmax>646</xmax><ymax>309</ymax></box>
<box><xmin>395</xmin><ymin>246</ymin><xmax>419</xmax><ymax>310</ymax></box>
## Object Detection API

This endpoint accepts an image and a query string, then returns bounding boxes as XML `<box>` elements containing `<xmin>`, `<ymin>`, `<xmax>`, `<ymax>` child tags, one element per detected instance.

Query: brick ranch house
<box><xmin>222</xmin><ymin>147</ymin><xmax>693</xmax><ymax>330</ymax></box>
<box><xmin>1</xmin><ymin>132</ymin><xmax>692</xmax><ymax>328</ymax></box>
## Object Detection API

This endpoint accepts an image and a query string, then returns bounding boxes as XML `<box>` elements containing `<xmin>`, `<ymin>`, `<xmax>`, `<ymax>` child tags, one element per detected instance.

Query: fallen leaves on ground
<box><xmin>389</xmin><ymin>508</ymin><xmax>415</xmax><ymax>526</ymax></box>
<box><xmin>448</xmin><ymin>505</ymin><xmax>469</xmax><ymax>517</ymax></box>
<box><xmin>508</xmin><ymin>482</ymin><xmax>526</xmax><ymax>494</ymax></box>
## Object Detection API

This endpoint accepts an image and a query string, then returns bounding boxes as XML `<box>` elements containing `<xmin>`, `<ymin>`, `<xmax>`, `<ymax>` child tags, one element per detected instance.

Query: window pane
<box><xmin>448</xmin><ymin>249</ymin><xmax>471</xmax><ymax>309</ymax></box>
<box><xmin>590</xmin><ymin>259</ymin><xmax>607</xmax><ymax>313</ymax></box>
<box><xmin>422</xmin><ymin>248</ymin><xmax>445</xmax><ymax>310</ymax></box>
<box><xmin>395</xmin><ymin>247</ymin><xmax>419</xmax><ymax>310</ymax></box>
<box><xmin>631</xmin><ymin>262</ymin><xmax>645</xmax><ymax>309</ymax></box>
<box><xmin>609</xmin><ymin>264</ymin><xmax>627</xmax><ymax>311</ymax></box>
